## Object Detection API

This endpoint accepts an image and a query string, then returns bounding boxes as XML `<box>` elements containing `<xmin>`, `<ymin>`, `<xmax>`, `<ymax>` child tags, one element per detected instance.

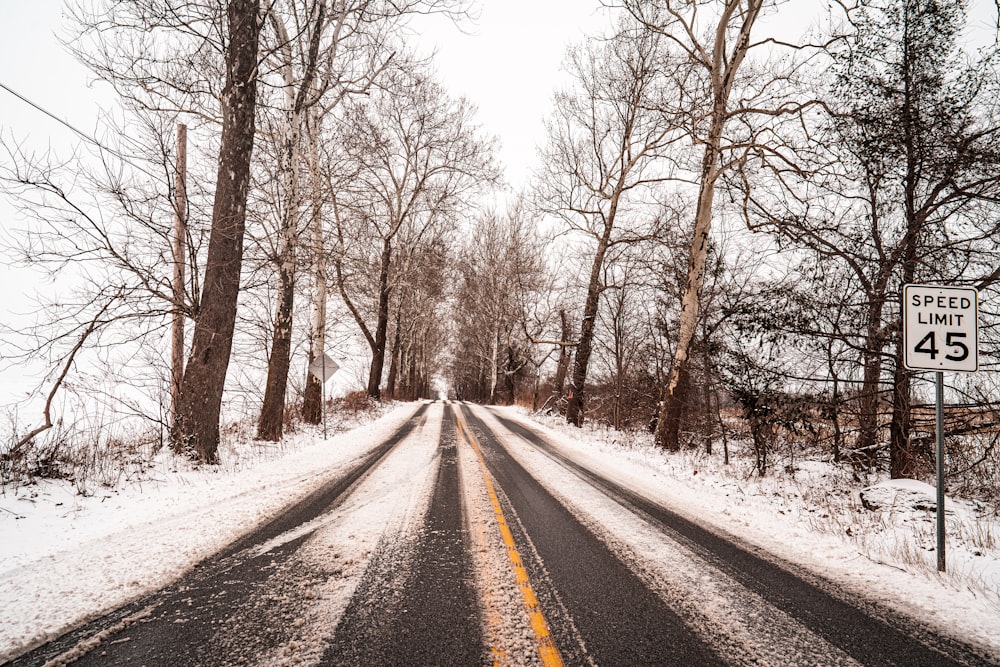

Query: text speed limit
<box><xmin>903</xmin><ymin>284</ymin><xmax>979</xmax><ymax>372</ymax></box>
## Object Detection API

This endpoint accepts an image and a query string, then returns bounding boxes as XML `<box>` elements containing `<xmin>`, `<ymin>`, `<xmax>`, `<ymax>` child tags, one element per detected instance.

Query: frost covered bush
<box><xmin>1</xmin><ymin>420</ymin><xmax>74</xmax><ymax>488</ymax></box>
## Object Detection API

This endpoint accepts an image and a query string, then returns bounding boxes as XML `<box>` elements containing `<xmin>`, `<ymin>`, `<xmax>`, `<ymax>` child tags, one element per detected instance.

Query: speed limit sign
<box><xmin>903</xmin><ymin>284</ymin><xmax>978</xmax><ymax>372</ymax></box>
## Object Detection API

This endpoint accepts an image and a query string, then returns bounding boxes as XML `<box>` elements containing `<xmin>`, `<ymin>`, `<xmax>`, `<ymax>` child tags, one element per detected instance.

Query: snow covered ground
<box><xmin>1</xmin><ymin>401</ymin><xmax>998</xmax><ymax>663</ymax></box>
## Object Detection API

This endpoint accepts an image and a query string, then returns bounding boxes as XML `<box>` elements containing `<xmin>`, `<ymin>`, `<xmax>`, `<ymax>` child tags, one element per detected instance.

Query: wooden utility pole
<box><xmin>171</xmin><ymin>122</ymin><xmax>187</xmax><ymax>429</ymax></box>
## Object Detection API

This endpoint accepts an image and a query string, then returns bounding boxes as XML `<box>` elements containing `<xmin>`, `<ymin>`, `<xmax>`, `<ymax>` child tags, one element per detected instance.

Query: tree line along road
<box><xmin>8</xmin><ymin>402</ymin><xmax>996</xmax><ymax>666</ymax></box>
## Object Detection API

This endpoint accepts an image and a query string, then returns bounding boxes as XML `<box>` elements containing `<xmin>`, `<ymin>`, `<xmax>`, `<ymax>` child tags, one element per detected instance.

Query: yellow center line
<box><xmin>455</xmin><ymin>411</ymin><xmax>565</xmax><ymax>667</ymax></box>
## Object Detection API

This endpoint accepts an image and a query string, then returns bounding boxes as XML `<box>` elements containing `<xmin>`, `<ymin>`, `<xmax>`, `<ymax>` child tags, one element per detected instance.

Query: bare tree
<box><xmin>300</xmin><ymin>106</ymin><xmax>328</xmax><ymax>423</ymax></box>
<box><xmin>254</xmin><ymin>0</ymin><xmax>466</xmax><ymax>438</ymax></box>
<box><xmin>172</xmin><ymin>0</ymin><xmax>263</xmax><ymax>461</ymax></box>
<box><xmin>385</xmin><ymin>234</ymin><xmax>451</xmax><ymax>400</ymax></box>
<box><xmin>253</xmin><ymin>0</ymin><xmax>328</xmax><ymax>441</ymax></box>
<box><xmin>535</xmin><ymin>17</ymin><xmax>685</xmax><ymax>427</ymax></box>
<box><xmin>449</xmin><ymin>204</ymin><xmax>545</xmax><ymax>403</ymax></box>
<box><xmin>330</xmin><ymin>63</ymin><xmax>499</xmax><ymax>399</ymax></box>
<box><xmin>594</xmin><ymin>253</ymin><xmax>649</xmax><ymax>429</ymax></box>
<box><xmin>0</xmin><ymin>92</ymin><xmax>213</xmax><ymax>453</ymax></box>
<box><xmin>736</xmin><ymin>0</ymin><xmax>1000</xmax><ymax>475</ymax></box>
<box><xmin>616</xmin><ymin>0</ymin><xmax>841</xmax><ymax>451</ymax></box>
<box><xmin>252</xmin><ymin>0</ymin><xmax>407</xmax><ymax>440</ymax></box>
<box><xmin>299</xmin><ymin>0</ymin><xmax>471</xmax><ymax>419</ymax></box>
<box><xmin>625</xmin><ymin>0</ymin><xmax>762</xmax><ymax>451</ymax></box>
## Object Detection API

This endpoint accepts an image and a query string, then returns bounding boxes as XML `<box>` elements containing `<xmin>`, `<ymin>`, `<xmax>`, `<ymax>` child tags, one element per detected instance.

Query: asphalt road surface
<box><xmin>7</xmin><ymin>402</ymin><xmax>996</xmax><ymax>666</ymax></box>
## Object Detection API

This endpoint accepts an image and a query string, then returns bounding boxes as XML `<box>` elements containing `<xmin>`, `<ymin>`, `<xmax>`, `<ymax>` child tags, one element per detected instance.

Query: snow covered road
<box><xmin>3</xmin><ymin>401</ymin><xmax>998</xmax><ymax>665</ymax></box>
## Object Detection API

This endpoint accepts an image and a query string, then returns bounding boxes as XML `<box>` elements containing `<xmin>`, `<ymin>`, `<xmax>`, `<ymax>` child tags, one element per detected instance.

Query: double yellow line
<box><xmin>455</xmin><ymin>411</ymin><xmax>565</xmax><ymax>667</ymax></box>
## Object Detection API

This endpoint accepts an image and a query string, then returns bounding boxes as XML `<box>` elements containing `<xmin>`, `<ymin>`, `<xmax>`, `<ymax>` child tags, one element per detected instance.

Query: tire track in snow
<box><xmin>474</xmin><ymin>406</ymin><xmax>856</xmax><ymax>666</ymax></box>
<box><xmin>7</xmin><ymin>404</ymin><xmax>433</xmax><ymax>667</ymax></box>
<box><xmin>461</xmin><ymin>404</ymin><xmax>723</xmax><ymax>666</ymax></box>
<box><xmin>317</xmin><ymin>403</ymin><xmax>483</xmax><ymax>666</ymax></box>
<box><xmin>247</xmin><ymin>402</ymin><xmax>445</xmax><ymax>666</ymax></box>
<box><xmin>482</xmin><ymin>406</ymin><xmax>995</xmax><ymax>667</ymax></box>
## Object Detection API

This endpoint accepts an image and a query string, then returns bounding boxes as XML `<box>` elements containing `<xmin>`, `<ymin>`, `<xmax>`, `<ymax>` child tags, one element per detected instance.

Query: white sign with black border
<box><xmin>903</xmin><ymin>284</ymin><xmax>978</xmax><ymax>373</ymax></box>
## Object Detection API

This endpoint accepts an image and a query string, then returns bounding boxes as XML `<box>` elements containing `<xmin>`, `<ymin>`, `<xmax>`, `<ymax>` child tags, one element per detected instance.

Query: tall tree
<box><xmin>620</xmin><ymin>0</ymin><xmax>764</xmax><ymax>450</ymax></box>
<box><xmin>0</xmin><ymin>1</ymin><xmax>239</xmax><ymax>449</ymax></box>
<box><xmin>254</xmin><ymin>0</ymin><xmax>328</xmax><ymax>441</ymax></box>
<box><xmin>535</xmin><ymin>18</ymin><xmax>684</xmax><ymax>427</ymax></box>
<box><xmin>737</xmin><ymin>0</ymin><xmax>1000</xmax><ymax>475</ymax></box>
<box><xmin>300</xmin><ymin>106</ymin><xmax>328</xmax><ymax>424</ymax></box>
<box><xmin>257</xmin><ymin>0</ymin><xmax>467</xmax><ymax>436</ymax></box>
<box><xmin>867</xmin><ymin>0</ymin><xmax>1000</xmax><ymax>478</ymax></box>
<box><xmin>172</xmin><ymin>0</ymin><xmax>262</xmax><ymax>461</ymax></box>
<box><xmin>449</xmin><ymin>205</ymin><xmax>545</xmax><ymax>403</ymax></box>
<box><xmin>619</xmin><ymin>0</ymin><xmax>835</xmax><ymax>450</ymax></box>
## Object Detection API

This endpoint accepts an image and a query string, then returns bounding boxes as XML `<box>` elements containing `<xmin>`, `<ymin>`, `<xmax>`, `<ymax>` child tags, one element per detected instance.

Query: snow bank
<box><xmin>860</xmin><ymin>478</ymin><xmax>940</xmax><ymax>512</ymax></box>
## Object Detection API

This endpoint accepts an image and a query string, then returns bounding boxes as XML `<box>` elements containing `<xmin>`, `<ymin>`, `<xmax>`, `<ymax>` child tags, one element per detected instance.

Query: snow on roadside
<box><xmin>494</xmin><ymin>406</ymin><xmax>1000</xmax><ymax>660</ymax></box>
<box><xmin>0</xmin><ymin>403</ymin><xmax>421</xmax><ymax>663</ymax></box>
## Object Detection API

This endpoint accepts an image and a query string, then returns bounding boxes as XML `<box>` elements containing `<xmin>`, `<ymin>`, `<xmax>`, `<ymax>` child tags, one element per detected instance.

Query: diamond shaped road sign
<box><xmin>308</xmin><ymin>353</ymin><xmax>340</xmax><ymax>383</ymax></box>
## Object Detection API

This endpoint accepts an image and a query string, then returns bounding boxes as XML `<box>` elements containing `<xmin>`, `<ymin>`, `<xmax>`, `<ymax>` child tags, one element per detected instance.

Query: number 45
<box><xmin>915</xmin><ymin>331</ymin><xmax>969</xmax><ymax>362</ymax></box>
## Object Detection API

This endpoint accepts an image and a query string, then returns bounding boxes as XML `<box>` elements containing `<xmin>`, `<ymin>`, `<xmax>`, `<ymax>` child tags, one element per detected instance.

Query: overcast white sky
<box><xmin>411</xmin><ymin>0</ymin><xmax>611</xmax><ymax>186</ymax></box>
<box><xmin>0</xmin><ymin>0</ymin><xmax>609</xmax><ymax>192</ymax></box>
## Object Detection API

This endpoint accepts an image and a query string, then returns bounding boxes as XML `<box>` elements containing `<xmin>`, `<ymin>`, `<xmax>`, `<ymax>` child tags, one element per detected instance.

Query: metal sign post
<box><xmin>903</xmin><ymin>284</ymin><xmax>979</xmax><ymax>572</ymax></box>
<box><xmin>322</xmin><ymin>354</ymin><xmax>327</xmax><ymax>440</ymax></box>
<box><xmin>935</xmin><ymin>372</ymin><xmax>945</xmax><ymax>572</ymax></box>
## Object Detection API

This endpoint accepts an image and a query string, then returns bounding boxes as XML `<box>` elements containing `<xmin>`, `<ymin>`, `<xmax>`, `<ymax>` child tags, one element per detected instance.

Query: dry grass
<box><xmin>1</xmin><ymin>391</ymin><xmax>390</xmax><ymax>494</ymax></box>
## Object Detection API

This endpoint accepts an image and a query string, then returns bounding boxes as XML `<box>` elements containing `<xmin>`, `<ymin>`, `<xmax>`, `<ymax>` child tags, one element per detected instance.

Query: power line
<box><xmin>0</xmin><ymin>79</ymin><xmax>164</xmax><ymax>181</ymax></box>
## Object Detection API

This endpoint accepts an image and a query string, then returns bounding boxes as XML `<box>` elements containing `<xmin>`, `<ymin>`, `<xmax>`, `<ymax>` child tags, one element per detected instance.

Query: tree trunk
<box><xmin>172</xmin><ymin>0</ymin><xmax>261</xmax><ymax>462</ymax></box>
<box><xmin>890</xmin><ymin>31</ymin><xmax>922</xmax><ymax>479</ymax></box>
<box><xmin>856</xmin><ymin>277</ymin><xmax>889</xmax><ymax>469</ymax></box>
<box><xmin>489</xmin><ymin>325</ymin><xmax>500</xmax><ymax>404</ymax></box>
<box><xmin>656</xmin><ymin>138</ymin><xmax>721</xmax><ymax>450</ymax></box>
<box><xmin>552</xmin><ymin>309</ymin><xmax>572</xmax><ymax>404</ymax></box>
<box><xmin>258</xmin><ymin>119</ymin><xmax>302</xmax><ymax>441</ymax></box>
<box><xmin>302</xmin><ymin>112</ymin><xmax>326</xmax><ymax>425</ymax></box>
<box><xmin>502</xmin><ymin>344</ymin><xmax>516</xmax><ymax>405</ymax></box>
<box><xmin>655</xmin><ymin>0</ymin><xmax>761</xmax><ymax>450</ymax></box>
<box><xmin>827</xmin><ymin>350</ymin><xmax>843</xmax><ymax>463</ymax></box>
<box><xmin>257</xmin><ymin>262</ymin><xmax>295</xmax><ymax>441</ymax></box>
<box><xmin>701</xmin><ymin>328</ymin><xmax>713</xmax><ymax>455</ymax></box>
<box><xmin>889</xmin><ymin>350</ymin><xmax>914</xmax><ymax>477</ymax></box>
<box><xmin>407</xmin><ymin>344</ymin><xmax>418</xmax><ymax>399</ymax></box>
<box><xmin>857</xmin><ymin>315</ymin><xmax>885</xmax><ymax>468</ymax></box>
<box><xmin>366</xmin><ymin>237</ymin><xmax>393</xmax><ymax>399</ymax></box>
<box><xmin>386</xmin><ymin>301</ymin><xmax>403</xmax><ymax>399</ymax></box>
<box><xmin>170</xmin><ymin>123</ymin><xmax>187</xmax><ymax>432</ymax></box>
<box><xmin>566</xmin><ymin>231</ymin><xmax>612</xmax><ymax>426</ymax></box>
<box><xmin>261</xmin><ymin>6</ymin><xmax>326</xmax><ymax>433</ymax></box>
<box><xmin>890</xmin><ymin>244</ymin><xmax>919</xmax><ymax>478</ymax></box>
